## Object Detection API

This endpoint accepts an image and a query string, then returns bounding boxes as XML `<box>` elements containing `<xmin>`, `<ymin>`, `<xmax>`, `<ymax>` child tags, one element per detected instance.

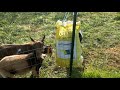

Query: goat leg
<box><xmin>0</xmin><ymin>69</ymin><xmax>13</xmax><ymax>78</ymax></box>
<box><xmin>31</xmin><ymin>67</ymin><xmax>39</xmax><ymax>78</ymax></box>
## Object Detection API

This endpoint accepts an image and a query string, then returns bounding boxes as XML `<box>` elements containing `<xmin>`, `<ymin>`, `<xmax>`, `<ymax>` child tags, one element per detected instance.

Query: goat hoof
<box><xmin>30</xmin><ymin>74</ymin><xmax>38</xmax><ymax>78</ymax></box>
<box><xmin>30</xmin><ymin>74</ymin><xmax>34</xmax><ymax>78</ymax></box>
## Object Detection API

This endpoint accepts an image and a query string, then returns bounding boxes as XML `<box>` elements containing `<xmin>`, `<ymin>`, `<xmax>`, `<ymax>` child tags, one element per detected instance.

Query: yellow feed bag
<box><xmin>56</xmin><ymin>20</ymin><xmax>82</xmax><ymax>67</ymax></box>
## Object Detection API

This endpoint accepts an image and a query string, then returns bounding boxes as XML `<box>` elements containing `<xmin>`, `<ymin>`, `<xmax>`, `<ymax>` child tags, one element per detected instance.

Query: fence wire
<box><xmin>0</xmin><ymin>47</ymin><xmax>44</xmax><ymax>69</ymax></box>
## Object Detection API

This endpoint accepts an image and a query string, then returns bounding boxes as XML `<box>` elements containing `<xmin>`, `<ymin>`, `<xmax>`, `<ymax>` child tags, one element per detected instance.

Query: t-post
<box><xmin>69</xmin><ymin>12</ymin><xmax>77</xmax><ymax>78</ymax></box>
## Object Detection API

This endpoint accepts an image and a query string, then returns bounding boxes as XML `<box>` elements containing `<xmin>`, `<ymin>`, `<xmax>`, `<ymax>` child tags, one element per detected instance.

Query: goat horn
<box><xmin>30</xmin><ymin>37</ymin><xmax>35</xmax><ymax>42</ymax></box>
<box><xmin>41</xmin><ymin>35</ymin><xmax>45</xmax><ymax>42</ymax></box>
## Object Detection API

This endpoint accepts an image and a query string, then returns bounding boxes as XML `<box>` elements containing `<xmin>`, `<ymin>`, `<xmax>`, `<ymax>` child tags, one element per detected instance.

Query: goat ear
<box><xmin>41</xmin><ymin>35</ymin><xmax>45</xmax><ymax>43</ymax></box>
<box><xmin>30</xmin><ymin>37</ymin><xmax>35</xmax><ymax>42</ymax></box>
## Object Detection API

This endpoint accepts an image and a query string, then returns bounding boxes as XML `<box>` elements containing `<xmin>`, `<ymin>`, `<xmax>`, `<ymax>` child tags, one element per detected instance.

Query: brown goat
<box><xmin>0</xmin><ymin>35</ymin><xmax>52</xmax><ymax>60</ymax></box>
<box><xmin>0</xmin><ymin>36</ymin><xmax>45</xmax><ymax>78</ymax></box>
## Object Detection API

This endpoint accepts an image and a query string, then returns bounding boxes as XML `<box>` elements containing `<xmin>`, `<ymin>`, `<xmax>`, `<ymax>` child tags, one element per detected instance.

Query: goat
<box><xmin>0</xmin><ymin>36</ymin><xmax>46</xmax><ymax>78</ymax></box>
<box><xmin>0</xmin><ymin>35</ymin><xmax>52</xmax><ymax>60</ymax></box>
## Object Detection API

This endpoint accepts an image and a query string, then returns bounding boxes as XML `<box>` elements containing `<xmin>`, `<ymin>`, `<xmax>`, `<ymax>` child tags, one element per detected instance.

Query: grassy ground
<box><xmin>0</xmin><ymin>12</ymin><xmax>120</xmax><ymax>78</ymax></box>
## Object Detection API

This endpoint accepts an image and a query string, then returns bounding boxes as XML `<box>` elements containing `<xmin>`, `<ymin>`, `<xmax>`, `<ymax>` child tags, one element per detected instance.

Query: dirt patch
<box><xmin>105</xmin><ymin>45</ymin><xmax>120</xmax><ymax>56</ymax></box>
<box><xmin>84</xmin><ymin>45</ymin><xmax>120</xmax><ymax>69</ymax></box>
<box><xmin>104</xmin><ymin>45</ymin><xmax>120</xmax><ymax>68</ymax></box>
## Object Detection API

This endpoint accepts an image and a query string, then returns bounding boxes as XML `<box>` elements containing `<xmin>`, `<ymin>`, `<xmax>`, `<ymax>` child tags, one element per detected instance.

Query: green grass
<box><xmin>0</xmin><ymin>12</ymin><xmax>120</xmax><ymax>78</ymax></box>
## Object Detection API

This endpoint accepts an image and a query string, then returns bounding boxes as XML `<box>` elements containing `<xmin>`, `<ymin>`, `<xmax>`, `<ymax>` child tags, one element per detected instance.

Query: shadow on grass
<box><xmin>114</xmin><ymin>16</ymin><xmax>120</xmax><ymax>20</ymax></box>
<box><xmin>66</xmin><ymin>67</ymin><xmax>84</xmax><ymax>78</ymax></box>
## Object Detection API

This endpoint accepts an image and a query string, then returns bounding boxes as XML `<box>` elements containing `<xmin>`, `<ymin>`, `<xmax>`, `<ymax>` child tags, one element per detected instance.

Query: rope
<box><xmin>62</xmin><ymin>12</ymin><xmax>69</xmax><ymax>22</ymax></box>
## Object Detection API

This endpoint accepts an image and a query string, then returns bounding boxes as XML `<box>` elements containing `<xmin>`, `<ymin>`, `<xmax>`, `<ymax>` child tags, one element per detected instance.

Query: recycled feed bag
<box><xmin>56</xmin><ymin>20</ymin><xmax>83</xmax><ymax>67</ymax></box>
